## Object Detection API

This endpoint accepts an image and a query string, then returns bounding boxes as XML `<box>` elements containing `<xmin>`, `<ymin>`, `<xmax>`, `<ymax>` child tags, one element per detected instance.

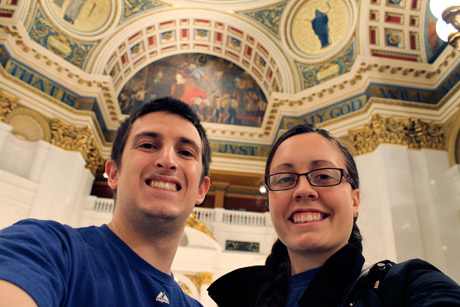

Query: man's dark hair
<box><xmin>111</xmin><ymin>96</ymin><xmax>211</xmax><ymax>183</ymax></box>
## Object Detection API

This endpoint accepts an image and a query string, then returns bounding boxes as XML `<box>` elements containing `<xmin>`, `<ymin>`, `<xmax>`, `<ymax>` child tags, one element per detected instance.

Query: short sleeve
<box><xmin>0</xmin><ymin>219</ymin><xmax>71</xmax><ymax>306</ymax></box>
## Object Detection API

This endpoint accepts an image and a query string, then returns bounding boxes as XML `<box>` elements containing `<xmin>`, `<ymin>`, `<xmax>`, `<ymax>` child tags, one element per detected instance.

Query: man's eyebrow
<box><xmin>132</xmin><ymin>132</ymin><xmax>201</xmax><ymax>154</ymax></box>
<box><xmin>132</xmin><ymin>131</ymin><xmax>159</xmax><ymax>141</ymax></box>
<box><xmin>178</xmin><ymin>136</ymin><xmax>201</xmax><ymax>155</ymax></box>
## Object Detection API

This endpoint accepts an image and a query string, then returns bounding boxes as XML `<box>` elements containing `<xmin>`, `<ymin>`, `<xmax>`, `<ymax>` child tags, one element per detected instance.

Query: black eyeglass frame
<box><xmin>265</xmin><ymin>167</ymin><xmax>355</xmax><ymax>191</ymax></box>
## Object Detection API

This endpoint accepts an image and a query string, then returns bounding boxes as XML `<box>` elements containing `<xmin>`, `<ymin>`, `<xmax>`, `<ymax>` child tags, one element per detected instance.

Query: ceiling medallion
<box><xmin>43</xmin><ymin>0</ymin><xmax>116</xmax><ymax>37</ymax></box>
<box><xmin>284</xmin><ymin>0</ymin><xmax>357</xmax><ymax>62</ymax></box>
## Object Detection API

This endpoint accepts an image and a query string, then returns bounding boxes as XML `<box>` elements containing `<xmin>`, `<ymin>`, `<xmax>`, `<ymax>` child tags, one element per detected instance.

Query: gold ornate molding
<box><xmin>349</xmin><ymin>114</ymin><xmax>445</xmax><ymax>155</ymax></box>
<box><xmin>50</xmin><ymin>118</ymin><xmax>105</xmax><ymax>175</ymax></box>
<box><xmin>185</xmin><ymin>272</ymin><xmax>214</xmax><ymax>293</ymax></box>
<box><xmin>186</xmin><ymin>213</ymin><xmax>216</xmax><ymax>240</ymax></box>
<box><xmin>0</xmin><ymin>91</ymin><xmax>18</xmax><ymax>122</ymax></box>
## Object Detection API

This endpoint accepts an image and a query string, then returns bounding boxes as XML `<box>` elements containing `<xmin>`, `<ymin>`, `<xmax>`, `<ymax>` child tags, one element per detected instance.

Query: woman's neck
<box><xmin>288</xmin><ymin>244</ymin><xmax>346</xmax><ymax>275</ymax></box>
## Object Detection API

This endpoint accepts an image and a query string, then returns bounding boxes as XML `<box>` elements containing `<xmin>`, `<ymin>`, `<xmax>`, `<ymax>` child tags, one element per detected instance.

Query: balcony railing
<box><xmin>89</xmin><ymin>197</ymin><xmax>271</xmax><ymax>227</ymax></box>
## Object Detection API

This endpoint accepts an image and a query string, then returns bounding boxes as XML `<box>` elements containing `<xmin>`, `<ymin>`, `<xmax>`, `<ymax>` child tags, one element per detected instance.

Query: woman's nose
<box><xmin>293</xmin><ymin>175</ymin><xmax>319</xmax><ymax>199</ymax></box>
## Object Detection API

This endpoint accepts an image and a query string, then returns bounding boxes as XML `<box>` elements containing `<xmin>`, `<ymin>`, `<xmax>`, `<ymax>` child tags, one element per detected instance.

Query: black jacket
<box><xmin>208</xmin><ymin>244</ymin><xmax>460</xmax><ymax>306</ymax></box>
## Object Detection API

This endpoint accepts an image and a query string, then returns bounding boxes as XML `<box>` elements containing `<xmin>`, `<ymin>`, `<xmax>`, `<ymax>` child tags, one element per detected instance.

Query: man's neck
<box><xmin>107</xmin><ymin>219</ymin><xmax>184</xmax><ymax>275</ymax></box>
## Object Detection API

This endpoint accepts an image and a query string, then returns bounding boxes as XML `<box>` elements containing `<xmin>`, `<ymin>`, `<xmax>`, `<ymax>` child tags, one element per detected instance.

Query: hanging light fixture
<box><xmin>429</xmin><ymin>0</ymin><xmax>460</xmax><ymax>51</ymax></box>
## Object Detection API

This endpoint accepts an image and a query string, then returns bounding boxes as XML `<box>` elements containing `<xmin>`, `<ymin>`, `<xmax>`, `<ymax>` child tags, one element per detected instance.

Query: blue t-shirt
<box><xmin>0</xmin><ymin>219</ymin><xmax>202</xmax><ymax>306</ymax></box>
<box><xmin>285</xmin><ymin>268</ymin><xmax>321</xmax><ymax>306</ymax></box>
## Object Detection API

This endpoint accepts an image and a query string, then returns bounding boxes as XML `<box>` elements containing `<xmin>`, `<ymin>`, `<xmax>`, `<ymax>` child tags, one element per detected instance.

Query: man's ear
<box><xmin>105</xmin><ymin>160</ymin><xmax>119</xmax><ymax>190</ymax></box>
<box><xmin>196</xmin><ymin>176</ymin><xmax>211</xmax><ymax>205</ymax></box>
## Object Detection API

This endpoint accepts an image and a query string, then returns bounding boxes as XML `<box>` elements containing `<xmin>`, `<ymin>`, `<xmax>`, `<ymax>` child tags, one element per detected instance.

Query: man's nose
<box><xmin>155</xmin><ymin>146</ymin><xmax>178</xmax><ymax>171</ymax></box>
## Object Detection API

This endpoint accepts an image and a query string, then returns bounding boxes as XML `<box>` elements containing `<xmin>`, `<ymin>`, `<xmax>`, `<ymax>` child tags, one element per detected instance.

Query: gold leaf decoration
<box><xmin>186</xmin><ymin>213</ymin><xmax>216</xmax><ymax>240</ymax></box>
<box><xmin>349</xmin><ymin>114</ymin><xmax>445</xmax><ymax>155</ymax></box>
<box><xmin>50</xmin><ymin>118</ymin><xmax>104</xmax><ymax>175</ymax></box>
<box><xmin>0</xmin><ymin>91</ymin><xmax>18</xmax><ymax>122</ymax></box>
<box><xmin>185</xmin><ymin>272</ymin><xmax>214</xmax><ymax>294</ymax></box>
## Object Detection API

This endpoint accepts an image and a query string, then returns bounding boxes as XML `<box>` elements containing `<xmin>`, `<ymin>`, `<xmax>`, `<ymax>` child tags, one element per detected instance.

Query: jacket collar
<box><xmin>298</xmin><ymin>243</ymin><xmax>365</xmax><ymax>306</ymax></box>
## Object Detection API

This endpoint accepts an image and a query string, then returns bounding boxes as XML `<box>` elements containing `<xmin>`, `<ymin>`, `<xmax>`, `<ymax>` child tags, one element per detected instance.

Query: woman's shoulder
<box><xmin>207</xmin><ymin>266</ymin><xmax>267</xmax><ymax>307</ymax></box>
<box><xmin>353</xmin><ymin>259</ymin><xmax>460</xmax><ymax>305</ymax></box>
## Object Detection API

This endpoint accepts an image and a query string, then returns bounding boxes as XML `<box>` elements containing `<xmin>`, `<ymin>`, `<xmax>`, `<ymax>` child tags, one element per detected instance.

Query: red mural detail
<box><xmin>370</xmin><ymin>29</ymin><xmax>376</xmax><ymax>44</ymax></box>
<box><xmin>410</xmin><ymin>34</ymin><xmax>416</xmax><ymax>50</ymax></box>
<box><xmin>372</xmin><ymin>52</ymin><xmax>418</xmax><ymax>62</ymax></box>
<box><xmin>385</xmin><ymin>15</ymin><xmax>401</xmax><ymax>23</ymax></box>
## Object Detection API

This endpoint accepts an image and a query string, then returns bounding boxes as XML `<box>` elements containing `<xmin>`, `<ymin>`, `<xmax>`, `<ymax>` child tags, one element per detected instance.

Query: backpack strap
<box><xmin>340</xmin><ymin>260</ymin><xmax>395</xmax><ymax>306</ymax></box>
<box><xmin>366</xmin><ymin>260</ymin><xmax>395</xmax><ymax>298</ymax></box>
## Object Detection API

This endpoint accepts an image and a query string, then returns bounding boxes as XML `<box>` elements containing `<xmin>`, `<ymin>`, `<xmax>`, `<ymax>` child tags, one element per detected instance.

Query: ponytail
<box><xmin>253</xmin><ymin>239</ymin><xmax>291</xmax><ymax>306</ymax></box>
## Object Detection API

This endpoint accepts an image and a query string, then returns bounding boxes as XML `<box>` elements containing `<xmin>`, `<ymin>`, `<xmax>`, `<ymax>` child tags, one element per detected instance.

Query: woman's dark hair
<box><xmin>254</xmin><ymin>123</ymin><xmax>362</xmax><ymax>306</ymax></box>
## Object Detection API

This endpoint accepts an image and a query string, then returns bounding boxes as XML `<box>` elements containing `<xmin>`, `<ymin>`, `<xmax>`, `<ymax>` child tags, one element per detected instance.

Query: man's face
<box><xmin>106</xmin><ymin>111</ymin><xmax>210</xmax><ymax>227</ymax></box>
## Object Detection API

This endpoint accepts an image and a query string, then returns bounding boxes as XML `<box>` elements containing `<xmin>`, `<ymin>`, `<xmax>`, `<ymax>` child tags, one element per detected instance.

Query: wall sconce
<box><xmin>430</xmin><ymin>0</ymin><xmax>460</xmax><ymax>51</ymax></box>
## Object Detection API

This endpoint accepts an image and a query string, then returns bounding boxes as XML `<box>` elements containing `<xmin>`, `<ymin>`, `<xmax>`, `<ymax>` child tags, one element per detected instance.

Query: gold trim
<box><xmin>0</xmin><ymin>90</ymin><xmax>18</xmax><ymax>122</ymax></box>
<box><xmin>349</xmin><ymin>114</ymin><xmax>445</xmax><ymax>155</ymax></box>
<box><xmin>185</xmin><ymin>272</ymin><xmax>213</xmax><ymax>293</ymax></box>
<box><xmin>444</xmin><ymin>107</ymin><xmax>460</xmax><ymax>166</ymax></box>
<box><xmin>186</xmin><ymin>213</ymin><xmax>216</xmax><ymax>240</ymax></box>
<box><xmin>50</xmin><ymin>118</ymin><xmax>105</xmax><ymax>175</ymax></box>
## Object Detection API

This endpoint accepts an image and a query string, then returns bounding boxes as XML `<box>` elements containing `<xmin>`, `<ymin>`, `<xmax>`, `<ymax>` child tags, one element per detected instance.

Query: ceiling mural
<box><xmin>242</xmin><ymin>2</ymin><xmax>287</xmax><ymax>37</ymax></box>
<box><xmin>48</xmin><ymin>0</ymin><xmax>113</xmax><ymax>33</ymax></box>
<box><xmin>289</xmin><ymin>0</ymin><xmax>352</xmax><ymax>57</ymax></box>
<box><xmin>0</xmin><ymin>0</ymin><xmax>458</xmax><ymax>170</ymax></box>
<box><xmin>118</xmin><ymin>53</ymin><xmax>268</xmax><ymax>127</ymax></box>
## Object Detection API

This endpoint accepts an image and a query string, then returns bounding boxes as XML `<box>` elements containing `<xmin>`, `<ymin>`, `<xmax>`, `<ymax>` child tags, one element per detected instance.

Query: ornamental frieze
<box><xmin>349</xmin><ymin>114</ymin><xmax>445</xmax><ymax>155</ymax></box>
<box><xmin>0</xmin><ymin>91</ymin><xmax>18</xmax><ymax>122</ymax></box>
<box><xmin>50</xmin><ymin>118</ymin><xmax>104</xmax><ymax>175</ymax></box>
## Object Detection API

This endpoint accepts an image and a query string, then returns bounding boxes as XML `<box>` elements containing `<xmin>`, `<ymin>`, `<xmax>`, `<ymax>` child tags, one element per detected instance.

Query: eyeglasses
<box><xmin>265</xmin><ymin>168</ymin><xmax>354</xmax><ymax>191</ymax></box>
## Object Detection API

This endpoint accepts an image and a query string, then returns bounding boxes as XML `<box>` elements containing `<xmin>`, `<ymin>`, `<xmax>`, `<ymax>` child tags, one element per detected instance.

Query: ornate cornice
<box><xmin>186</xmin><ymin>213</ymin><xmax>216</xmax><ymax>240</ymax></box>
<box><xmin>0</xmin><ymin>90</ymin><xmax>18</xmax><ymax>121</ymax></box>
<box><xmin>185</xmin><ymin>272</ymin><xmax>214</xmax><ymax>293</ymax></box>
<box><xmin>50</xmin><ymin>118</ymin><xmax>105</xmax><ymax>175</ymax></box>
<box><xmin>349</xmin><ymin>114</ymin><xmax>445</xmax><ymax>155</ymax></box>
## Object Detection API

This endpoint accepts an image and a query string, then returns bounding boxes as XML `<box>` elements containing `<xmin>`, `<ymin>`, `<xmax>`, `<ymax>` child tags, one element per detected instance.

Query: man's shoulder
<box><xmin>1</xmin><ymin>218</ymin><xmax>104</xmax><ymax>249</ymax></box>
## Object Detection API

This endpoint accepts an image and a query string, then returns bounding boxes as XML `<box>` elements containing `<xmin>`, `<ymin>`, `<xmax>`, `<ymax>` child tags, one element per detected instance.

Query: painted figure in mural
<box><xmin>53</xmin><ymin>0</ymin><xmax>65</xmax><ymax>8</ymax></box>
<box><xmin>0</xmin><ymin>98</ymin><xmax>211</xmax><ymax>306</ymax></box>
<box><xmin>63</xmin><ymin>0</ymin><xmax>88</xmax><ymax>24</ymax></box>
<box><xmin>117</xmin><ymin>53</ymin><xmax>268</xmax><ymax>127</ymax></box>
<box><xmin>208</xmin><ymin>123</ymin><xmax>460</xmax><ymax>306</ymax></box>
<box><xmin>307</xmin><ymin>3</ymin><xmax>332</xmax><ymax>49</ymax></box>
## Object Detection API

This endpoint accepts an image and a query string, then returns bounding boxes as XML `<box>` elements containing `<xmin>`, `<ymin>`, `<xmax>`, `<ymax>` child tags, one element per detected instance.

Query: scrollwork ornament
<box><xmin>0</xmin><ymin>92</ymin><xmax>18</xmax><ymax>122</ymax></box>
<box><xmin>186</xmin><ymin>213</ymin><xmax>216</xmax><ymax>240</ymax></box>
<box><xmin>50</xmin><ymin>119</ymin><xmax>104</xmax><ymax>175</ymax></box>
<box><xmin>349</xmin><ymin>114</ymin><xmax>445</xmax><ymax>155</ymax></box>
<box><xmin>185</xmin><ymin>272</ymin><xmax>214</xmax><ymax>294</ymax></box>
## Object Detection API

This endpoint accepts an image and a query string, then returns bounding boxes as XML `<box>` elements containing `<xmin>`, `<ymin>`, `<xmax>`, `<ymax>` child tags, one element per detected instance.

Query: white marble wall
<box><xmin>0</xmin><ymin>122</ymin><xmax>459</xmax><ymax>303</ymax></box>
<box><xmin>0</xmin><ymin>122</ymin><xmax>94</xmax><ymax>229</ymax></box>
<box><xmin>356</xmin><ymin>144</ymin><xmax>460</xmax><ymax>283</ymax></box>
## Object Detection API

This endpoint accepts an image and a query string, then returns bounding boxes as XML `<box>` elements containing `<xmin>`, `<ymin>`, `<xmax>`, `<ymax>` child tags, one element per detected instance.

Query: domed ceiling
<box><xmin>0</xmin><ymin>0</ymin><xmax>459</xmax><ymax>179</ymax></box>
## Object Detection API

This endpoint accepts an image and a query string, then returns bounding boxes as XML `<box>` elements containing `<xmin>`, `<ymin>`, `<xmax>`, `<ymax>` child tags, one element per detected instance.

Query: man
<box><xmin>0</xmin><ymin>97</ymin><xmax>211</xmax><ymax>306</ymax></box>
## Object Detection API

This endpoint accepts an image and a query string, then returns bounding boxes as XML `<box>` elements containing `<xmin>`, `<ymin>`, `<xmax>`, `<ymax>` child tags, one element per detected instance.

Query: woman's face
<box><xmin>268</xmin><ymin>133</ymin><xmax>360</xmax><ymax>264</ymax></box>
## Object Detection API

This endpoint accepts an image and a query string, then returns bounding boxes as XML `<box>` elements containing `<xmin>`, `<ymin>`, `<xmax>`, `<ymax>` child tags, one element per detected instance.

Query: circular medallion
<box><xmin>285</xmin><ymin>0</ymin><xmax>356</xmax><ymax>61</ymax></box>
<box><xmin>45</xmin><ymin>0</ymin><xmax>115</xmax><ymax>36</ymax></box>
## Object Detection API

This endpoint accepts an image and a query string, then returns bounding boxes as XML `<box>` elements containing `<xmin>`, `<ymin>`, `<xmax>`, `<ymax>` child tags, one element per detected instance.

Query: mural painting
<box><xmin>49</xmin><ymin>0</ymin><xmax>112</xmax><ymax>33</ymax></box>
<box><xmin>292</xmin><ymin>0</ymin><xmax>350</xmax><ymax>55</ymax></box>
<box><xmin>118</xmin><ymin>53</ymin><xmax>268</xmax><ymax>127</ymax></box>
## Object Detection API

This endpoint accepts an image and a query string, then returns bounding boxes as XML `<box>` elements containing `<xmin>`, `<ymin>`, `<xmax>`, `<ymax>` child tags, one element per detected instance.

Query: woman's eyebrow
<box><xmin>310</xmin><ymin>159</ymin><xmax>335</xmax><ymax>167</ymax></box>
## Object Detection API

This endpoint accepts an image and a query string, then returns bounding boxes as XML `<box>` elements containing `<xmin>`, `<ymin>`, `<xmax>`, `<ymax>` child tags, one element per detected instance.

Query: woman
<box><xmin>208</xmin><ymin>124</ymin><xmax>460</xmax><ymax>306</ymax></box>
